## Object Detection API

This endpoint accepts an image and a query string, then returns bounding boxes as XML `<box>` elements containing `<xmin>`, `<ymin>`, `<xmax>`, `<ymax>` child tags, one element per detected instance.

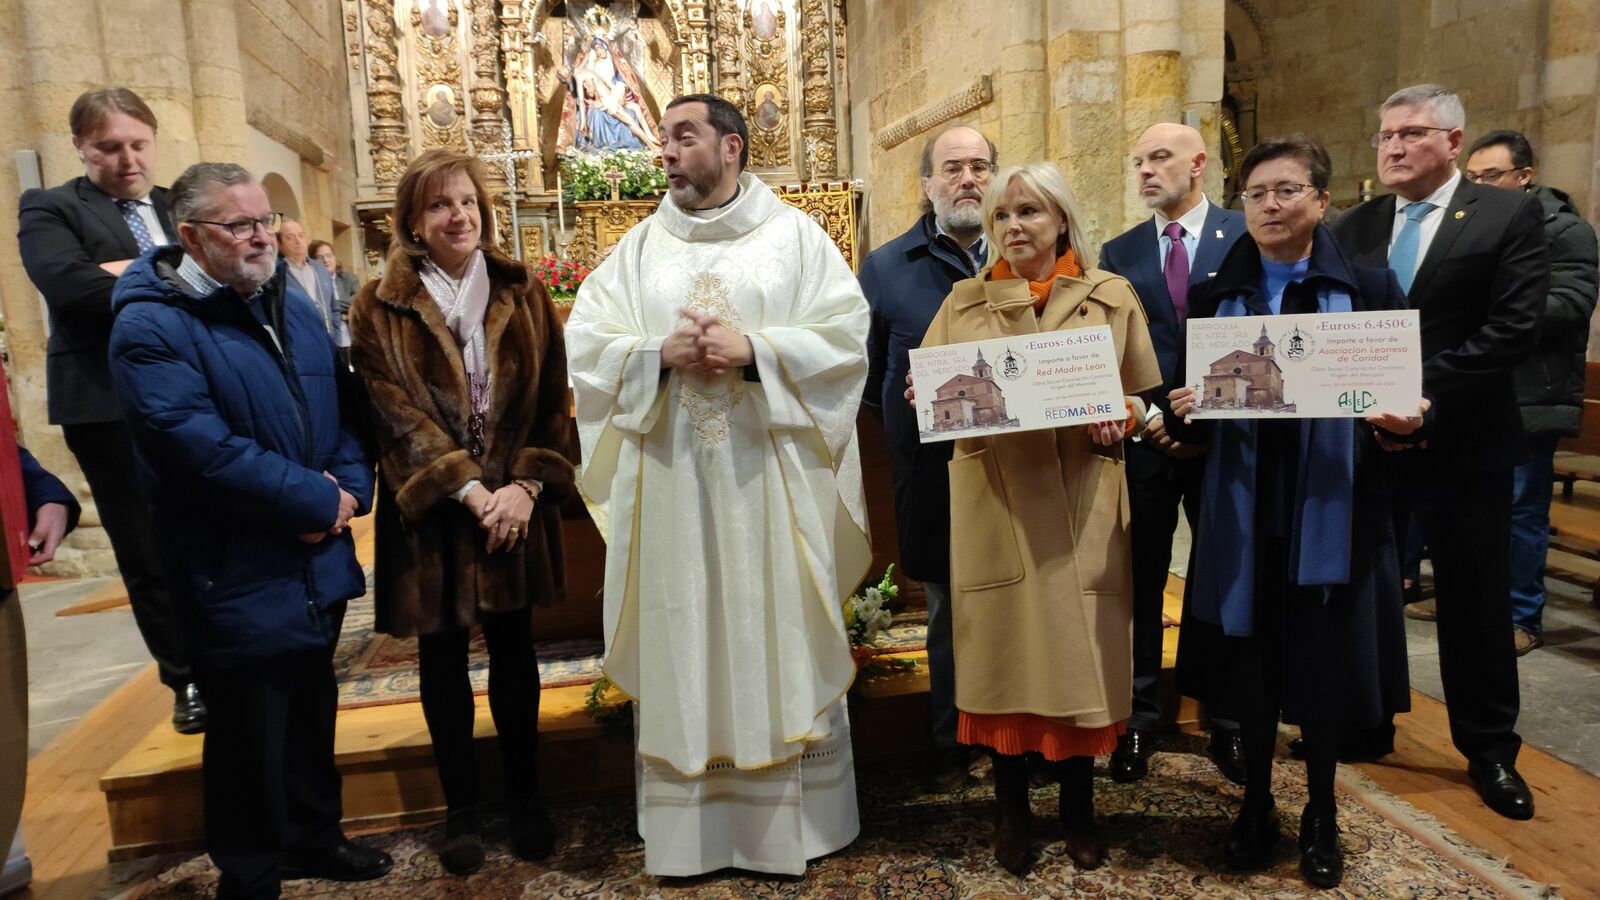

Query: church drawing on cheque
<box><xmin>1198</xmin><ymin>325</ymin><xmax>1296</xmax><ymax>412</ymax></box>
<box><xmin>927</xmin><ymin>348</ymin><xmax>1022</xmax><ymax>435</ymax></box>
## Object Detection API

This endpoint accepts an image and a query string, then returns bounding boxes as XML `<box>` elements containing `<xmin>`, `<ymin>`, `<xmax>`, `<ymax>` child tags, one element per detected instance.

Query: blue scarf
<box><xmin>1190</xmin><ymin>271</ymin><xmax>1357</xmax><ymax>637</ymax></box>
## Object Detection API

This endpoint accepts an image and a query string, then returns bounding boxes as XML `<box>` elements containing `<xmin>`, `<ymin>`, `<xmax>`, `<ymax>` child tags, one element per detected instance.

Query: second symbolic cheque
<box><xmin>909</xmin><ymin>328</ymin><xmax>1128</xmax><ymax>442</ymax></box>
<box><xmin>1184</xmin><ymin>310</ymin><xmax>1422</xmax><ymax>418</ymax></box>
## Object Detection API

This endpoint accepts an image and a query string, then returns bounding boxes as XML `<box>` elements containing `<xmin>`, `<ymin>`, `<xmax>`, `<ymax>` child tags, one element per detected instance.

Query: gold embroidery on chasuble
<box><xmin>675</xmin><ymin>273</ymin><xmax>746</xmax><ymax>448</ymax></box>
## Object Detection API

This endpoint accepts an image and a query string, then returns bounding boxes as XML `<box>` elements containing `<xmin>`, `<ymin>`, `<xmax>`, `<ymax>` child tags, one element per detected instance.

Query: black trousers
<box><xmin>417</xmin><ymin>606</ymin><xmax>541</xmax><ymax>811</ymax></box>
<box><xmin>196</xmin><ymin>637</ymin><xmax>346</xmax><ymax>900</ymax></box>
<box><xmin>61</xmin><ymin>421</ymin><xmax>189</xmax><ymax>689</ymax></box>
<box><xmin>1411</xmin><ymin>469</ymin><xmax>1522</xmax><ymax>764</ymax></box>
<box><xmin>1126</xmin><ymin>443</ymin><xmax>1234</xmax><ymax>732</ymax></box>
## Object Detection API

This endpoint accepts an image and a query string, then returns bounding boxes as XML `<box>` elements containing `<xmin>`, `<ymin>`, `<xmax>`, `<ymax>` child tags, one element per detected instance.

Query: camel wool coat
<box><xmin>350</xmin><ymin>248</ymin><xmax>575</xmax><ymax>637</ymax></box>
<box><xmin>920</xmin><ymin>268</ymin><xmax>1162</xmax><ymax>725</ymax></box>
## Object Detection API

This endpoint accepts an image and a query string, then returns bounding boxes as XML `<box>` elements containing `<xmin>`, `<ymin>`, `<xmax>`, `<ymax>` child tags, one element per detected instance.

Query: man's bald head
<box><xmin>1131</xmin><ymin>123</ymin><xmax>1209</xmax><ymax>218</ymax></box>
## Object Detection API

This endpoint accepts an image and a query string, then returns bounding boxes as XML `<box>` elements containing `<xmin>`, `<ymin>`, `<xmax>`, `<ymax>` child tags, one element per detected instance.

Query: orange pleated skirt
<box><xmin>958</xmin><ymin>711</ymin><xmax>1126</xmax><ymax>761</ymax></box>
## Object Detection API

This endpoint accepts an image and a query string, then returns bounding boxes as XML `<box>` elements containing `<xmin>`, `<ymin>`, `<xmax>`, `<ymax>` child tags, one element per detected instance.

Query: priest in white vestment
<box><xmin>566</xmin><ymin>94</ymin><xmax>872</xmax><ymax>877</ymax></box>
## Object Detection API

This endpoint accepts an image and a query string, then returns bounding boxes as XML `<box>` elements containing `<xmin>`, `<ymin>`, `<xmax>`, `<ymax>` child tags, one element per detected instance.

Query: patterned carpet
<box><xmin>333</xmin><ymin>595</ymin><xmax>929</xmax><ymax>709</ymax></box>
<box><xmin>106</xmin><ymin>735</ymin><xmax>1555</xmax><ymax>898</ymax></box>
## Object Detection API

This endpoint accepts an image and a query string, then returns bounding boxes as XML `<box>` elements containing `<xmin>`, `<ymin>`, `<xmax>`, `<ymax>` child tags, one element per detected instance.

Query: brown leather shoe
<box><xmin>1512</xmin><ymin>627</ymin><xmax>1544</xmax><ymax>656</ymax></box>
<box><xmin>1403</xmin><ymin>598</ymin><xmax>1437</xmax><ymax>621</ymax></box>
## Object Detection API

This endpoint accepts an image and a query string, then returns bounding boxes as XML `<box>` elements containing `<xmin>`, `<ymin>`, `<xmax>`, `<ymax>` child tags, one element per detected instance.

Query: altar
<box><xmin>341</xmin><ymin>0</ymin><xmax>863</xmax><ymax>276</ymax></box>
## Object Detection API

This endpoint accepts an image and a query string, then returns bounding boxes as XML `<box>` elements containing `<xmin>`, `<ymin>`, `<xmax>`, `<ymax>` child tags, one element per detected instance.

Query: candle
<box><xmin>556</xmin><ymin>172</ymin><xmax>566</xmax><ymax>235</ymax></box>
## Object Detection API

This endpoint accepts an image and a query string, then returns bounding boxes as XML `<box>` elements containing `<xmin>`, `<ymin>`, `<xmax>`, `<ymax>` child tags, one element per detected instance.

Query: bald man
<box><xmin>1099</xmin><ymin>123</ymin><xmax>1248</xmax><ymax>785</ymax></box>
<box><xmin>859</xmin><ymin>124</ymin><xmax>996</xmax><ymax>793</ymax></box>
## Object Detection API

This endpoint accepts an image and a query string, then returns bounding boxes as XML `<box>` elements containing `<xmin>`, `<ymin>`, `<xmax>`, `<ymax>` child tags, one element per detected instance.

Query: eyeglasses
<box><xmin>1242</xmin><ymin>183</ymin><xmax>1316</xmax><ymax>205</ymax></box>
<box><xmin>187</xmin><ymin>213</ymin><xmax>283</xmax><ymax>240</ymax></box>
<box><xmin>1370</xmin><ymin>126</ymin><xmax>1452</xmax><ymax>148</ymax></box>
<box><xmin>937</xmin><ymin>160</ymin><xmax>994</xmax><ymax>180</ymax></box>
<box><xmin>1465</xmin><ymin>167</ymin><xmax>1528</xmax><ymax>183</ymax></box>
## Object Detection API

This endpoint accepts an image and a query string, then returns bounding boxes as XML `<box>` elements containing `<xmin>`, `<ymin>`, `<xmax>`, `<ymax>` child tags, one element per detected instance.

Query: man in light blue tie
<box><xmin>1332</xmin><ymin>84</ymin><xmax>1548</xmax><ymax>822</ymax></box>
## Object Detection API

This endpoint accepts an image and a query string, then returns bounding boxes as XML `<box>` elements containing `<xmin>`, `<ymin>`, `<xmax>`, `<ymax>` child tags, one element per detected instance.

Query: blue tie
<box><xmin>116</xmin><ymin>199</ymin><xmax>157</xmax><ymax>254</ymax></box>
<box><xmin>1388</xmin><ymin>201</ymin><xmax>1435</xmax><ymax>295</ymax></box>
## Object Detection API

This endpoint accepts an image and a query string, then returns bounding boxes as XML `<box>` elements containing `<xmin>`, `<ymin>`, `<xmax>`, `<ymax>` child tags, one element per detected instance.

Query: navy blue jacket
<box><xmin>860</xmin><ymin>213</ymin><xmax>982</xmax><ymax>582</ymax></box>
<box><xmin>1098</xmin><ymin>202</ymin><xmax>1248</xmax><ymax>400</ymax></box>
<box><xmin>109</xmin><ymin>248</ymin><xmax>373</xmax><ymax>669</ymax></box>
<box><xmin>21</xmin><ymin>448</ymin><xmax>80</xmax><ymax>526</ymax></box>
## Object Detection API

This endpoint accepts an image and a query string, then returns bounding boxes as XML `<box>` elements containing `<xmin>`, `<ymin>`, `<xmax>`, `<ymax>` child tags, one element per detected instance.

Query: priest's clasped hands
<box><xmin>663</xmin><ymin>306</ymin><xmax>754</xmax><ymax>376</ymax></box>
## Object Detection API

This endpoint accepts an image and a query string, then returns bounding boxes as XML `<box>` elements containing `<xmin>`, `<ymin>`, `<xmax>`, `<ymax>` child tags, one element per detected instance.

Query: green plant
<box><xmin>560</xmin><ymin>149</ymin><xmax>667</xmax><ymax>203</ymax></box>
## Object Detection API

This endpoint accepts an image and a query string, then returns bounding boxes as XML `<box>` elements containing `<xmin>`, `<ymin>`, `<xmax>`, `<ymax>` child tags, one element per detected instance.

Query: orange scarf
<box><xmin>991</xmin><ymin>249</ymin><xmax>1081</xmax><ymax>311</ymax></box>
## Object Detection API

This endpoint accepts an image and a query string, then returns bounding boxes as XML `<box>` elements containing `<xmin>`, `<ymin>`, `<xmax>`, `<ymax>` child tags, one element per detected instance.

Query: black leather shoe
<box><xmin>437</xmin><ymin>808</ymin><xmax>484</xmax><ymax>876</ymax></box>
<box><xmin>1467</xmin><ymin>761</ymin><xmax>1534</xmax><ymax>820</ymax></box>
<box><xmin>1109</xmin><ymin>729</ymin><xmax>1154</xmax><ymax>783</ymax></box>
<box><xmin>1223</xmin><ymin>798</ymin><xmax>1279</xmax><ymax>869</ymax></box>
<box><xmin>922</xmin><ymin>746</ymin><xmax>971</xmax><ymax>794</ymax></box>
<box><xmin>1297</xmin><ymin>804</ymin><xmax>1343</xmax><ymax>888</ymax></box>
<box><xmin>1208</xmin><ymin>729</ymin><xmax>1248</xmax><ymax>786</ymax></box>
<box><xmin>281</xmin><ymin>840</ymin><xmax>394</xmax><ymax>882</ymax></box>
<box><xmin>172</xmin><ymin>683</ymin><xmax>206</xmax><ymax>735</ymax></box>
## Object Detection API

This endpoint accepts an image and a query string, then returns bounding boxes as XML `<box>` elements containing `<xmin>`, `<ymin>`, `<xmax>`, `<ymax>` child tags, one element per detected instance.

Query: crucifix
<box><xmin>604</xmin><ymin>167</ymin><xmax>625</xmax><ymax>202</ymax></box>
<box><xmin>473</xmin><ymin>121</ymin><xmax>540</xmax><ymax>260</ymax></box>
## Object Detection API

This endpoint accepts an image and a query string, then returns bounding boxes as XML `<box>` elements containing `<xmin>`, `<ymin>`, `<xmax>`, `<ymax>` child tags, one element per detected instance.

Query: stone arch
<box><xmin>260</xmin><ymin>172</ymin><xmax>302</xmax><ymax>220</ymax></box>
<box><xmin>1225</xmin><ymin>0</ymin><xmax>1268</xmax><ymax>62</ymax></box>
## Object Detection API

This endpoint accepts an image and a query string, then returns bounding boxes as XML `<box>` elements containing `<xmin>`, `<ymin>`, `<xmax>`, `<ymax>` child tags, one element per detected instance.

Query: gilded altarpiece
<box><xmin>343</xmin><ymin>0</ymin><xmax>856</xmax><ymax>271</ymax></box>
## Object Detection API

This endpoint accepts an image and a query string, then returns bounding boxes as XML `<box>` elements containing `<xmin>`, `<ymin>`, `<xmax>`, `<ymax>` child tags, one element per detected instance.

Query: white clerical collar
<box><xmin>1398</xmin><ymin>169</ymin><xmax>1460</xmax><ymax>214</ymax></box>
<box><xmin>1154</xmin><ymin>195</ymin><xmax>1210</xmax><ymax>238</ymax></box>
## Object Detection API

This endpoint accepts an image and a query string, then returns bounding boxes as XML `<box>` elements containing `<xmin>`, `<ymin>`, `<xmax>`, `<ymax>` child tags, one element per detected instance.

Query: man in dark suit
<box><xmin>16</xmin><ymin>87</ymin><xmax>202</xmax><ymax>733</ymax></box>
<box><xmin>1099</xmin><ymin>123</ymin><xmax>1249</xmax><ymax>785</ymax></box>
<box><xmin>1332</xmin><ymin>84</ymin><xmax>1547</xmax><ymax>820</ymax></box>
<box><xmin>860</xmin><ymin>124</ymin><xmax>994</xmax><ymax>793</ymax></box>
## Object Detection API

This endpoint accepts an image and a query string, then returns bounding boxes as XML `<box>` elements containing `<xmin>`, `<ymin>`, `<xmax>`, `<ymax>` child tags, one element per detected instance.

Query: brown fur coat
<box><xmin>350</xmin><ymin>248</ymin><xmax>574</xmax><ymax>637</ymax></box>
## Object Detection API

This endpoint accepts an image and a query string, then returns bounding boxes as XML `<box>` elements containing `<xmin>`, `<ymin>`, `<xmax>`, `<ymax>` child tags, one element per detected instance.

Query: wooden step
<box><xmin>100</xmin><ymin>652</ymin><xmax>937</xmax><ymax>859</ymax></box>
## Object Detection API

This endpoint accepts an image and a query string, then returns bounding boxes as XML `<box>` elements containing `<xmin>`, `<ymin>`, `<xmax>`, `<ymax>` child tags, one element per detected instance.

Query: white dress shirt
<box><xmin>1389</xmin><ymin>169</ymin><xmax>1462</xmax><ymax>267</ymax></box>
<box><xmin>1154</xmin><ymin>196</ymin><xmax>1210</xmax><ymax>276</ymax></box>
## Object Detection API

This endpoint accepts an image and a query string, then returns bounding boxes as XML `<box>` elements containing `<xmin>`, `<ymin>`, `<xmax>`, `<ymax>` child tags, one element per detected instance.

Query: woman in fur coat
<box><xmin>349</xmin><ymin>149</ymin><xmax>574</xmax><ymax>875</ymax></box>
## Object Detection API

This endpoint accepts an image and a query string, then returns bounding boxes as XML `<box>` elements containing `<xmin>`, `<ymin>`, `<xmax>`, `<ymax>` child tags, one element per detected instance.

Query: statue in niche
<box><xmin>556</xmin><ymin>2</ymin><xmax>661</xmax><ymax>153</ymax></box>
<box><xmin>420</xmin><ymin>0</ymin><xmax>452</xmax><ymax>38</ymax></box>
<box><xmin>752</xmin><ymin>0</ymin><xmax>779</xmax><ymax>42</ymax></box>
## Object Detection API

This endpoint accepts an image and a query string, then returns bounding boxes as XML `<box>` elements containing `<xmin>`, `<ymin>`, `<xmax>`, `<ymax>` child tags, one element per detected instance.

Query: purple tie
<box><xmin>1163</xmin><ymin>221</ymin><xmax>1190</xmax><ymax>322</ymax></box>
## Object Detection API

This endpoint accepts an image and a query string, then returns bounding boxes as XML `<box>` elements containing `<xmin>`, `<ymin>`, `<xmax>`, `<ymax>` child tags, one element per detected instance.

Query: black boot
<box><xmin>991</xmin><ymin>753</ymin><xmax>1032</xmax><ymax>876</ymax></box>
<box><xmin>438</xmin><ymin>807</ymin><xmax>485</xmax><ymax>876</ymax></box>
<box><xmin>1223</xmin><ymin>797</ymin><xmax>1280</xmax><ymax>870</ymax></box>
<box><xmin>1058</xmin><ymin>756</ymin><xmax>1105</xmax><ymax>870</ymax></box>
<box><xmin>509</xmin><ymin>794</ymin><xmax>556</xmax><ymax>861</ymax></box>
<box><xmin>1298</xmin><ymin>804</ymin><xmax>1343</xmax><ymax>888</ymax></box>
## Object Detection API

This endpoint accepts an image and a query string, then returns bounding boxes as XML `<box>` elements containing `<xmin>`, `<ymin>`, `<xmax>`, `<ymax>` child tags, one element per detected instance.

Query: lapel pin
<box><xmin>1215</xmin><ymin>229</ymin><xmax>1224</xmax><ymax>239</ymax></box>
<box><xmin>1454</xmin><ymin>210</ymin><xmax>1465</xmax><ymax>219</ymax></box>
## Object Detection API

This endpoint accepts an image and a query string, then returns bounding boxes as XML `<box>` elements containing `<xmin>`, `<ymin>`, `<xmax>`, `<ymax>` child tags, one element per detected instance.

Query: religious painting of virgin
<box><xmin>752</xmin><ymin>0</ymin><xmax>779</xmax><ymax>42</ymax></box>
<box><xmin>425</xmin><ymin>84</ymin><xmax>458</xmax><ymax>128</ymax></box>
<box><xmin>556</xmin><ymin>2</ymin><xmax>661</xmax><ymax>154</ymax></box>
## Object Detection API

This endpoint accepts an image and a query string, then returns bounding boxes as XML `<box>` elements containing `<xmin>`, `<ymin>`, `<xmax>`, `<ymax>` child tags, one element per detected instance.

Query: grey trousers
<box><xmin>922</xmin><ymin>581</ymin><xmax>958</xmax><ymax>749</ymax></box>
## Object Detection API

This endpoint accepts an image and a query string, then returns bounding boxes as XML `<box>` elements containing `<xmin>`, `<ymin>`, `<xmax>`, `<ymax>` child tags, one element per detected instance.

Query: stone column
<box><xmin>1542</xmin><ymin>0</ymin><xmax>1600</xmax><ymax>219</ymax></box>
<box><xmin>1046</xmin><ymin>1</ymin><xmax>1127</xmax><ymax>247</ymax></box>
<box><xmin>182</xmin><ymin>0</ymin><xmax>250</xmax><ymax>163</ymax></box>
<box><xmin>96</xmin><ymin>0</ymin><xmax>201</xmax><ymax>172</ymax></box>
<box><xmin>1120</xmin><ymin>0</ymin><xmax>1186</xmax><ymax>233</ymax></box>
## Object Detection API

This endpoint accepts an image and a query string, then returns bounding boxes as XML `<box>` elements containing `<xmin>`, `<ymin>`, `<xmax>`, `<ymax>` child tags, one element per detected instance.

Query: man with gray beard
<box><xmin>1099</xmin><ymin>123</ymin><xmax>1248</xmax><ymax>786</ymax></box>
<box><xmin>108</xmin><ymin>163</ymin><xmax>389</xmax><ymax>898</ymax></box>
<box><xmin>859</xmin><ymin>125</ymin><xmax>995</xmax><ymax>793</ymax></box>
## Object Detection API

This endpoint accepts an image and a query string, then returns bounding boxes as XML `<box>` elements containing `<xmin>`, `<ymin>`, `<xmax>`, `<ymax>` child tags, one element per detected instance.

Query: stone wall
<box><xmin>0</xmin><ymin>0</ymin><xmax>358</xmax><ymax>576</ymax></box>
<box><xmin>1235</xmin><ymin>0</ymin><xmax>1600</xmax><ymax>219</ymax></box>
<box><xmin>846</xmin><ymin>0</ymin><xmax>1227</xmax><ymax>257</ymax></box>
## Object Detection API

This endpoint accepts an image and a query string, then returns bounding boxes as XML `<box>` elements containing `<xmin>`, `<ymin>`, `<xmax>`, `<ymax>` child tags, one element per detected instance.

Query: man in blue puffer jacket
<box><xmin>108</xmin><ymin>162</ymin><xmax>389</xmax><ymax>900</ymax></box>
